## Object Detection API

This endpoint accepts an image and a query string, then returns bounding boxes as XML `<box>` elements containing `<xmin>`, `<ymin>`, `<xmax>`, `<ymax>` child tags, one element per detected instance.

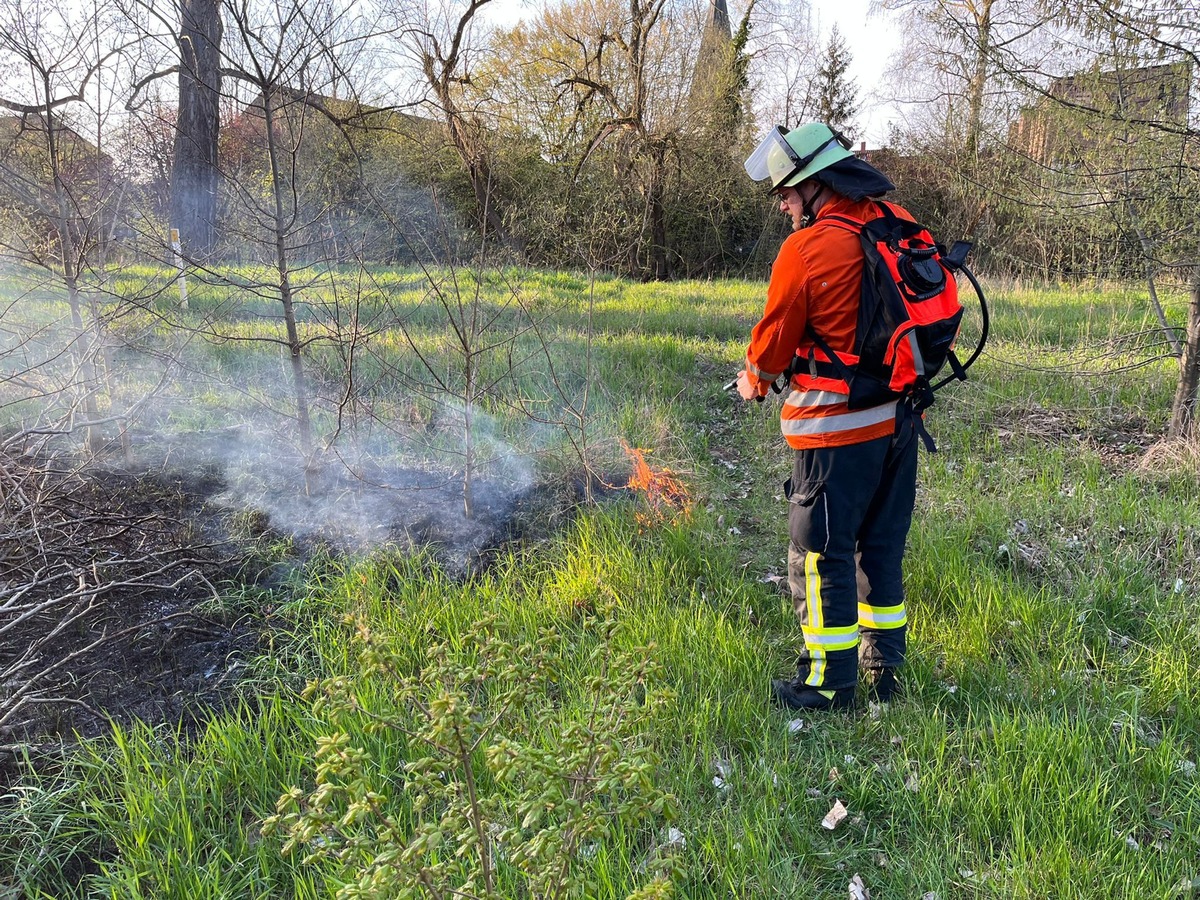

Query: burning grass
<box><xmin>623</xmin><ymin>442</ymin><xmax>693</xmax><ymax>527</ymax></box>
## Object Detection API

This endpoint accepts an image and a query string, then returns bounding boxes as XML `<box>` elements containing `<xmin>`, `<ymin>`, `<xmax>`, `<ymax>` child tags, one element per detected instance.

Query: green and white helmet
<box><xmin>744</xmin><ymin>122</ymin><xmax>855</xmax><ymax>191</ymax></box>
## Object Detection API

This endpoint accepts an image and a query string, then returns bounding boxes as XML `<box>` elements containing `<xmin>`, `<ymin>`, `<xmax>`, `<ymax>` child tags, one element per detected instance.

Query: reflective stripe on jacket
<box><xmin>745</xmin><ymin>196</ymin><xmax>914</xmax><ymax>449</ymax></box>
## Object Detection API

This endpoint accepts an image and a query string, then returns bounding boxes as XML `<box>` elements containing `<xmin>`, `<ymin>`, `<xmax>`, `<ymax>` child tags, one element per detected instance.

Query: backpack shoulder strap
<box><xmin>817</xmin><ymin>213</ymin><xmax>864</xmax><ymax>235</ymax></box>
<box><xmin>872</xmin><ymin>200</ymin><xmax>902</xmax><ymax>222</ymax></box>
<box><xmin>805</xmin><ymin>212</ymin><xmax>869</xmax><ymax>381</ymax></box>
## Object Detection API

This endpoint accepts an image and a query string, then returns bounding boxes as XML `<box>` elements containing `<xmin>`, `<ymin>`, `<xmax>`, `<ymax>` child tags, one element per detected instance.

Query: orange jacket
<box><xmin>745</xmin><ymin>196</ymin><xmax>914</xmax><ymax>449</ymax></box>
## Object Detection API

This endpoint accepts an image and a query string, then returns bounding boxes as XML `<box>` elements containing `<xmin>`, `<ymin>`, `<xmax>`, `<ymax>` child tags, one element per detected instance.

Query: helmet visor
<box><xmin>743</xmin><ymin>125</ymin><xmax>801</xmax><ymax>189</ymax></box>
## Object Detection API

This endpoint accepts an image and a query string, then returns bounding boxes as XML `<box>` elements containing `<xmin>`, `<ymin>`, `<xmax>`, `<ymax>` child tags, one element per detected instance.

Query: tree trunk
<box><xmin>1168</xmin><ymin>273</ymin><xmax>1200</xmax><ymax>440</ymax></box>
<box><xmin>463</xmin><ymin>395</ymin><xmax>474</xmax><ymax>520</ymax></box>
<box><xmin>262</xmin><ymin>92</ymin><xmax>315</xmax><ymax>461</ymax></box>
<box><xmin>440</xmin><ymin>92</ymin><xmax>515</xmax><ymax>252</ymax></box>
<box><xmin>1125</xmin><ymin>186</ymin><xmax>1181</xmax><ymax>357</ymax></box>
<box><xmin>965</xmin><ymin>0</ymin><xmax>994</xmax><ymax>159</ymax></box>
<box><xmin>648</xmin><ymin>146</ymin><xmax>670</xmax><ymax>280</ymax></box>
<box><xmin>171</xmin><ymin>0</ymin><xmax>223</xmax><ymax>259</ymax></box>
<box><xmin>44</xmin><ymin>108</ymin><xmax>102</xmax><ymax>453</ymax></box>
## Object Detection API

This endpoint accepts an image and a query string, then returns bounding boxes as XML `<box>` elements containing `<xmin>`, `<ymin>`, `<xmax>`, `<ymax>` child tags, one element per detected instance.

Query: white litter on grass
<box><xmin>728</xmin><ymin>526</ymin><xmax>741</xmax><ymax>535</ymax></box>
<box><xmin>1125</xmin><ymin>834</ymin><xmax>1140</xmax><ymax>851</ymax></box>
<box><xmin>1177</xmin><ymin>760</ymin><xmax>1197</xmax><ymax>777</ymax></box>
<box><xmin>1175</xmin><ymin>578</ymin><xmax>1185</xmax><ymax>593</ymax></box>
<box><xmin>905</xmin><ymin>772</ymin><xmax>920</xmax><ymax>793</ymax></box>
<box><xmin>713</xmin><ymin>759</ymin><xmax>732</xmax><ymax>793</ymax></box>
<box><xmin>849</xmin><ymin>873</ymin><xmax>871</xmax><ymax>899</ymax></box>
<box><xmin>843</xmin><ymin>755</ymin><xmax>856</xmax><ymax>766</ymax></box>
<box><xmin>787</xmin><ymin>718</ymin><xmax>805</xmax><ymax>734</ymax></box>
<box><xmin>922</xmin><ymin>893</ymin><xmax>939</xmax><ymax>900</ymax></box>
<box><xmin>821</xmin><ymin>799</ymin><xmax>849</xmax><ymax>830</ymax></box>
<box><xmin>664</xmin><ymin>827</ymin><xmax>686</xmax><ymax>849</ymax></box>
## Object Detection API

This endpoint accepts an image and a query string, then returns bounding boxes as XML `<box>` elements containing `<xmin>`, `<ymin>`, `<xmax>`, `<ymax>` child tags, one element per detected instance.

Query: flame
<box><xmin>623</xmin><ymin>443</ymin><xmax>692</xmax><ymax>526</ymax></box>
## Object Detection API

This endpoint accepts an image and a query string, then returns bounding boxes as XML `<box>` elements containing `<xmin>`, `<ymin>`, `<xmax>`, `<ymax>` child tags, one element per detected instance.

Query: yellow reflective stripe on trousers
<box><xmin>804</xmin><ymin>551</ymin><xmax>826</xmax><ymax>685</ymax></box>
<box><xmin>804</xmin><ymin>552</ymin><xmax>824</xmax><ymax>629</ymax></box>
<box><xmin>801</xmin><ymin>624</ymin><xmax>861</xmax><ymax>650</ymax></box>
<box><xmin>802</xmin><ymin>553</ymin><xmax>862</xmax><ymax>682</ymax></box>
<box><xmin>858</xmin><ymin>602</ymin><xmax>907</xmax><ymax>629</ymax></box>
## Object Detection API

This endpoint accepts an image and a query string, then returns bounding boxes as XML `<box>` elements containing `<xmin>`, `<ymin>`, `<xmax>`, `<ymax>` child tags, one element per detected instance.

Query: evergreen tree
<box><xmin>815</xmin><ymin>25</ymin><xmax>858</xmax><ymax>134</ymax></box>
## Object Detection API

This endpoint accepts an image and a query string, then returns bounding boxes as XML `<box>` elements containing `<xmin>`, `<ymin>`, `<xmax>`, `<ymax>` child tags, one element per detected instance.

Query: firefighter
<box><xmin>736</xmin><ymin>122</ymin><xmax>918</xmax><ymax>710</ymax></box>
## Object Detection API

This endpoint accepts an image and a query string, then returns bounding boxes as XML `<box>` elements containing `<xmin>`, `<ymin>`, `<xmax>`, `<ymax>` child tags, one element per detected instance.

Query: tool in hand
<box><xmin>724</xmin><ymin>374</ymin><xmax>764</xmax><ymax>402</ymax></box>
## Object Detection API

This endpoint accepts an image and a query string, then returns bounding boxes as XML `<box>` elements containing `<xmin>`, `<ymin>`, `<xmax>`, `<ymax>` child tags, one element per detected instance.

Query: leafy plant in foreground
<box><xmin>264</xmin><ymin>610</ymin><xmax>680</xmax><ymax>899</ymax></box>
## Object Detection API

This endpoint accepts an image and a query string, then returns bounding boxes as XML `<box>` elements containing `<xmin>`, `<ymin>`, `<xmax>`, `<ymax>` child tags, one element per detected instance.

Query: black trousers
<box><xmin>785</xmin><ymin>408</ymin><xmax>919</xmax><ymax>689</ymax></box>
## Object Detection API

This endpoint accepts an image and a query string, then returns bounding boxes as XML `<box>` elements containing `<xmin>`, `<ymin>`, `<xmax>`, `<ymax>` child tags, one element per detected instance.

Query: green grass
<box><xmin>2</xmin><ymin>270</ymin><xmax>1198</xmax><ymax>897</ymax></box>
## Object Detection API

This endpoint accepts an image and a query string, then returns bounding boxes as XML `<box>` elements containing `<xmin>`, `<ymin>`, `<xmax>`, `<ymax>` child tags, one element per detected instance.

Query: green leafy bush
<box><xmin>265</xmin><ymin>610</ymin><xmax>680</xmax><ymax>899</ymax></box>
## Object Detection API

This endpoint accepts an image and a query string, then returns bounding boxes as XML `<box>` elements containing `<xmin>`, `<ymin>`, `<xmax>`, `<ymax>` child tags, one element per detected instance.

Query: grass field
<box><xmin>2</xmin><ymin>266</ymin><xmax>1198</xmax><ymax>898</ymax></box>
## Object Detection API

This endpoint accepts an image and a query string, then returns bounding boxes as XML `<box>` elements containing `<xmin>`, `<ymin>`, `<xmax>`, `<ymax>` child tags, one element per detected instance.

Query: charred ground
<box><xmin>0</xmin><ymin>435</ymin><xmax>553</xmax><ymax>762</ymax></box>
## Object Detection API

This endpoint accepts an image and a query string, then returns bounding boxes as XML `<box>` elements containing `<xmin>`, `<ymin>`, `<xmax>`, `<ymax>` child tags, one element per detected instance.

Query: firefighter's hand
<box><xmin>735</xmin><ymin>370</ymin><xmax>759</xmax><ymax>401</ymax></box>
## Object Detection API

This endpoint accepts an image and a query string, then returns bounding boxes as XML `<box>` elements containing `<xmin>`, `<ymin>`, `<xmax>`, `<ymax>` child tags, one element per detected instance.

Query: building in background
<box><xmin>1012</xmin><ymin>61</ymin><xmax>1193</xmax><ymax>163</ymax></box>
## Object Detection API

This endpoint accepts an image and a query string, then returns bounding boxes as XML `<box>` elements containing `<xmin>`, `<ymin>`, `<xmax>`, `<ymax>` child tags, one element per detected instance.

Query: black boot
<box><xmin>771</xmin><ymin>678</ymin><xmax>855</xmax><ymax>711</ymax></box>
<box><xmin>864</xmin><ymin>667</ymin><xmax>901</xmax><ymax>703</ymax></box>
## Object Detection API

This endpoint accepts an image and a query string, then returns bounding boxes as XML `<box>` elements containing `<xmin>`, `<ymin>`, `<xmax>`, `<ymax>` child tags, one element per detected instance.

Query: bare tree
<box><xmin>387</xmin><ymin>0</ymin><xmax>518</xmax><ymax>251</ymax></box>
<box><xmin>876</xmin><ymin>0</ymin><xmax>1054</xmax><ymax>156</ymax></box>
<box><xmin>0</xmin><ymin>1</ymin><xmax>135</xmax><ymax>454</ymax></box>
<box><xmin>982</xmin><ymin>0</ymin><xmax>1200</xmax><ymax>436</ymax></box>
<box><xmin>746</xmin><ymin>0</ymin><xmax>824</xmax><ymax>129</ymax></box>
<box><xmin>211</xmin><ymin>0</ymin><xmax>383</xmax><ymax>463</ymax></box>
<box><xmin>493</xmin><ymin>0</ymin><xmax>706</xmax><ymax>278</ymax></box>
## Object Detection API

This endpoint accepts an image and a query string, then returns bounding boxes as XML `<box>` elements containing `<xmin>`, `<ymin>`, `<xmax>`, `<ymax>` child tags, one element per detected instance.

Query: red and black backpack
<box><xmin>800</xmin><ymin>201</ymin><xmax>989</xmax><ymax>442</ymax></box>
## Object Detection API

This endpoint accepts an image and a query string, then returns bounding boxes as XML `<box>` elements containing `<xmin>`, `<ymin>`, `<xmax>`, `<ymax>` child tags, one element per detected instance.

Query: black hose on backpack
<box><xmin>931</xmin><ymin>262</ymin><xmax>989</xmax><ymax>393</ymax></box>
